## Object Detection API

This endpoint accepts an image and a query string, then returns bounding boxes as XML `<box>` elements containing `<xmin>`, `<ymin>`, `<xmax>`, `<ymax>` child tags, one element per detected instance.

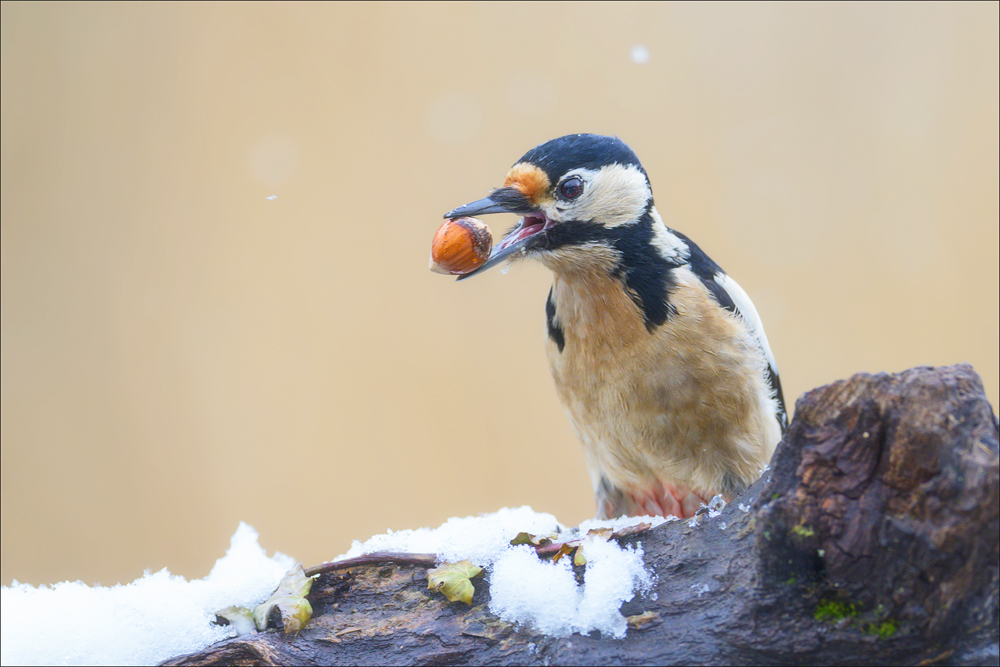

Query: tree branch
<box><xmin>164</xmin><ymin>364</ymin><xmax>999</xmax><ymax>666</ymax></box>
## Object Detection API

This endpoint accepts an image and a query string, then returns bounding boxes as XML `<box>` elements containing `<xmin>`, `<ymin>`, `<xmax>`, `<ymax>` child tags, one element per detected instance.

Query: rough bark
<box><xmin>164</xmin><ymin>364</ymin><xmax>1000</xmax><ymax>666</ymax></box>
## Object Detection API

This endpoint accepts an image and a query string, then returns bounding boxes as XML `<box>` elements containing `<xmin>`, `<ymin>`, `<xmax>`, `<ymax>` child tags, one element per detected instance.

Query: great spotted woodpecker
<box><xmin>446</xmin><ymin>134</ymin><xmax>786</xmax><ymax>519</ymax></box>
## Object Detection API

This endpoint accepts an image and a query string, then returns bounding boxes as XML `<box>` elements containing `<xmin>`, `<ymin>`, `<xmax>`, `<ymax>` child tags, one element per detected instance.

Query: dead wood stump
<box><xmin>164</xmin><ymin>364</ymin><xmax>999</xmax><ymax>666</ymax></box>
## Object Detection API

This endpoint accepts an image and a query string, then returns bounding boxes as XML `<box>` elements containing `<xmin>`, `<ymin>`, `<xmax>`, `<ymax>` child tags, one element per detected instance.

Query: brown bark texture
<box><xmin>164</xmin><ymin>364</ymin><xmax>999</xmax><ymax>666</ymax></box>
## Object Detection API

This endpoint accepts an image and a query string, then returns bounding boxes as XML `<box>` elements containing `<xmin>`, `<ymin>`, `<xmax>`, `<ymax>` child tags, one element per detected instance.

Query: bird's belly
<box><xmin>550</xmin><ymin>346</ymin><xmax>715</xmax><ymax>493</ymax></box>
<box><xmin>546</xmin><ymin>292</ymin><xmax>779</xmax><ymax>500</ymax></box>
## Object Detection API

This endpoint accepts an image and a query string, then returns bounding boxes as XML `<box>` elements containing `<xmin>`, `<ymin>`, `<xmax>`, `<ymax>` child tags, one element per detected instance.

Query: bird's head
<box><xmin>445</xmin><ymin>134</ymin><xmax>654</xmax><ymax>279</ymax></box>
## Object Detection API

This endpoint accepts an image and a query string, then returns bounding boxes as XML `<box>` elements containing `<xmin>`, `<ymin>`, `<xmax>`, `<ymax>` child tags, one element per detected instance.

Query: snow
<box><xmin>2</xmin><ymin>508</ymin><xmax>666</xmax><ymax>664</ymax></box>
<box><xmin>707</xmin><ymin>494</ymin><xmax>727</xmax><ymax>518</ymax></box>
<box><xmin>568</xmin><ymin>537</ymin><xmax>652</xmax><ymax>637</ymax></box>
<box><xmin>1</xmin><ymin>523</ymin><xmax>293</xmax><ymax>667</ymax></box>
<box><xmin>344</xmin><ymin>507</ymin><xmax>663</xmax><ymax>639</ymax></box>
<box><xmin>487</xmin><ymin>545</ymin><xmax>582</xmax><ymax>636</ymax></box>
<box><xmin>487</xmin><ymin>533</ymin><xmax>653</xmax><ymax>638</ymax></box>
<box><xmin>339</xmin><ymin>505</ymin><xmax>562</xmax><ymax>566</ymax></box>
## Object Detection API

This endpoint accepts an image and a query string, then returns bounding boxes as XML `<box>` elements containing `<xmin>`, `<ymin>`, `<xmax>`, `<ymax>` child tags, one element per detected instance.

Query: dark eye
<box><xmin>558</xmin><ymin>176</ymin><xmax>584</xmax><ymax>200</ymax></box>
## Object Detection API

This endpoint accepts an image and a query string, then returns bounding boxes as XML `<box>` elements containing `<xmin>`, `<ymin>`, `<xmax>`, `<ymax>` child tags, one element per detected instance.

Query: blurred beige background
<box><xmin>2</xmin><ymin>2</ymin><xmax>997</xmax><ymax>587</ymax></box>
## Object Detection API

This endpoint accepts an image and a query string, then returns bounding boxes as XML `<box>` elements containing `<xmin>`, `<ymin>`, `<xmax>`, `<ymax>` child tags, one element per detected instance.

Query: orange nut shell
<box><xmin>429</xmin><ymin>217</ymin><xmax>493</xmax><ymax>275</ymax></box>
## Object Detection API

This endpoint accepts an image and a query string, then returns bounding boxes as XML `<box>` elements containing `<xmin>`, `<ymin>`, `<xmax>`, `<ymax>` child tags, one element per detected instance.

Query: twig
<box><xmin>304</xmin><ymin>552</ymin><xmax>438</xmax><ymax>578</ymax></box>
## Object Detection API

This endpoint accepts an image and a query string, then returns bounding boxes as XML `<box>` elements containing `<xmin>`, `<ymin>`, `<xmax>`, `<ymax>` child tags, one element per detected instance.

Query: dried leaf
<box><xmin>509</xmin><ymin>531</ymin><xmax>557</xmax><ymax>547</ymax></box>
<box><xmin>626</xmin><ymin>610</ymin><xmax>661</xmax><ymax>630</ymax></box>
<box><xmin>551</xmin><ymin>543</ymin><xmax>576</xmax><ymax>564</ymax></box>
<box><xmin>612</xmin><ymin>522</ymin><xmax>652</xmax><ymax>539</ymax></box>
<box><xmin>574</xmin><ymin>546</ymin><xmax>588</xmax><ymax>566</ymax></box>
<box><xmin>426</xmin><ymin>560</ymin><xmax>483</xmax><ymax>604</ymax></box>
<box><xmin>586</xmin><ymin>527</ymin><xmax>614</xmax><ymax>541</ymax></box>
<box><xmin>213</xmin><ymin>605</ymin><xmax>256</xmax><ymax>636</ymax></box>
<box><xmin>252</xmin><ymin>562</ymin><xmax>318</xmax><ymax>635</ymax></box>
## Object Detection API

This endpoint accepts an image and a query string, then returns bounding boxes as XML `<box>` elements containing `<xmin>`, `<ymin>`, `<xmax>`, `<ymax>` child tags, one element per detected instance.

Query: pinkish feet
<box><xmin>598</xmin><ymin>479</ymin><xmax>717</xmax><ymax>520</ymax></box>
<box><xmin>630</xmin><ymin>480</ymin><xmax>710</xmax><ymax>519</ymax></box>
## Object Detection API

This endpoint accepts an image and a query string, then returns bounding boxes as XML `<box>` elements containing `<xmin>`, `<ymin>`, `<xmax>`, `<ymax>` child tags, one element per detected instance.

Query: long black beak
<box><xmin>443</xmin><ymin>188</ymin><xmax>539</xmax><ymax>281</ymax></box>
<box><xmin>443</xmin><ymin>186</ymin><xmax>536</xmax><ymax>220</ymax></box>
<box><xmin>444</xmin><ymin>196</ymin><xmax>511</xmax><ymax>219</ymax></box>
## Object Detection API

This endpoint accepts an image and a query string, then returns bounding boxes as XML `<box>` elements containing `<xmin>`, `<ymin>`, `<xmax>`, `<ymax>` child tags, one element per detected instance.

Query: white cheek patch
<box><xmin>557</xmin><ymin>164</ymin><xmax>651</xmax><ymax>227</ymax></box>
<box><xmin>714</xmin><ymin>273</ymin><xmax>779</xmax><ymax>375</ymax></box>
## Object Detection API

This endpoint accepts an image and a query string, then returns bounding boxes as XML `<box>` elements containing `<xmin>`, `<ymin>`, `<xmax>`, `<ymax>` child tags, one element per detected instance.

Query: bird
<box><xmin>444</xmin><ymin>133</ymin><xmax>786</xmax><ymax>520</ymax></box>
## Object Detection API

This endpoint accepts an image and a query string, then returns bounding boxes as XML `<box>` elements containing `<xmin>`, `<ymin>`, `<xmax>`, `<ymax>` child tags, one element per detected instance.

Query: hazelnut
<box><xmin>429</xmin><ymin>217</ymin><xmax>493</xmax><ymax>275</ymax></box>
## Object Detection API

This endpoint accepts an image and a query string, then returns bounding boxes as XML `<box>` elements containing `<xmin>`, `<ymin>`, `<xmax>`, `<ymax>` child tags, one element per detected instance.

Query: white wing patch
<box><xmin>713</xmin><ymin>273</ymin><xmax>779</xmax><ymax>377</ymax></box>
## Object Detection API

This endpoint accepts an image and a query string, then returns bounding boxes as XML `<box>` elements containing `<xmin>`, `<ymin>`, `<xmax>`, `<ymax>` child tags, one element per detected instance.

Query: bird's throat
<box><xmin>549</xmin><ymin>268</ymin><xmax>650</xmax><ymax>344</ymax></box>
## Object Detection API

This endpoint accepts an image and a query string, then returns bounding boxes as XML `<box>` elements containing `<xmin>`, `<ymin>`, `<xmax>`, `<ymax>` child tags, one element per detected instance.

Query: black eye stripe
<box><xmin>559</xmin><ymin>176</ymin><xmax>584</xmax><ymax>200</ymax></box>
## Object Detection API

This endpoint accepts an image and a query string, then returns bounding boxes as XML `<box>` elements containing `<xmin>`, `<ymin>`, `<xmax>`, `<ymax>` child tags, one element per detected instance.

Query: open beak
<box><xmin>443</xmin><ymin>188</ymin><xmax>553</xmax><ymax>281</ymax></box>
